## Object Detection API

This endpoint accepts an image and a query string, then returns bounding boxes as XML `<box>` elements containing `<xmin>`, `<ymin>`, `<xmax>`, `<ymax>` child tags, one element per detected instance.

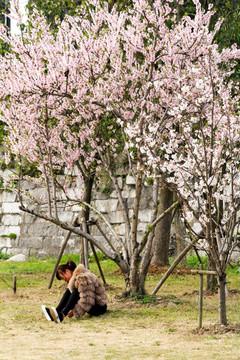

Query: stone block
<box><xmin>2</xmin><ymin>202</ymin><xmax>21</xmax><ymax>214</ymax></box>
<box><xmin>76</xmin><ymin>177</ymin><xmax>85</xmax><ymax>189</ymax></box>
<box><xmin>126</xmin><ymin>174</ymin><xmax>136</xmax><ymax>185</ymax></box>
<box><xmin>92</xmin><ymin>190</ymin><xmax>109</xmax><ymax>200</ymax></box>
<box><xmin>137</xmin><ymin>222</ymin><xmax>147</xmax><ymax>232</ymax></box>
<box><xmin>66</xmin><ymin>188</ymin><xmax>83</xmax><ymax>199</ymax></box>
<box><xmin>49</xmin><ymin>236</ymin><xmax>65</xmax><ymax>248</ymax></box>
<box><xmin>191</xmin><ymin>222</ymin><xmax>202</xmax><ymax>234</ymax></box>
<box><xmin>93</xmin><ymin>235</ymin><xmax>106</xmax><ymax>244</ymax></box>
<box><xmin>0</xmin><ymin>191</ymin><xmax>17</xmax><ymax>203</ymax></box>
<box><xmin>108</xmin><ymin>211</ymin><xmax>125</xmax><ymax>224</ymax></box>
<box><xmin>117</xmin><ymin>177</ymin><xmax>123</xmax><ymax>189</ymax></box>
<box><xmin>139</xmin><ymin>196</ymin><xmax>152</xmax><ymax>209</ymax></box>
<box><xmin>57</xmin><ymin>227</ymin><xmax>70</xmax><ymax>236</ymax></box>
<box><xmin>19</xmin><ymin>236</ymin><xmax>43</xmax><ymax>249</ymax></box>
<box><xmin>0</xmin><ymin>236</ymin><xmax>15</xmax><ymax>248</ymax></box>
<box><xmin>71</xmin><ymin>204</ymin><xmax>83</xmax><ymax>212</ymax></box>
<box><xmin>122</xmin><ymin>186</ymin><xmax>136</xmax><ymax>198</ymax></box>
<box><xmin>0</xmin><ymin>225</ymin><xmax>20</xmax><ymax>237</ymax></box>
<box><xmin>142</xmin><ymin>186</ymin><xmax>153</xmax><ymax>199</ymax></box>
<box><xmin>2</xmin><ymin>214</ymin><xmax>22</xmax><ymax>226</ymax></box>
<box><xmin>20</xmin><ymin>180</ymin><xmax>36</xmax><ymax>190</ymax></box>
<box><xmin>138</xmin><ymin>209</ymin><xmax>152</xmax><ymax>223</ymax></box>
<box><xmin>128</xmin><ymin>209</ymin><xmax>133</xmax><ymax>219</ymax></box>
<box><xmin>113</xmin><ymin>223</ymin><xmax>126</xmax><ymax>236</ymax></box>
<box><xmin>6</xmin><ymin>247</ymin><xmax>27</xmax><ymax>256</ymax></box>
<box><xmin>23</xmin><ymin>213</ymin><xmax>36</xmax><ymax>224</ymax></box>
<box><xmin>6</xmin><ymin>254</ymin><xmax>28</xmax><ymax>262</ymax></box>
<box><xmin>109</xmin><ymin>190</ymin><xmax>118</xmax><ymax>199</ymax></box>
<box><xmin>0</xmin><ymin>169</ymin><xmax>12</xmax><ymax>181</ymax></box>
<box><xmin>58</xmin><ymin>211</ymin><xmax>75</xmax><ymax>223</ymax></box>
<box><xmin>27</xmin><ymin>222</ymin><xmax>57</xmax><ymax>237</ymax></box>
<box><xmin>90</xmin><ymin>222</ymin><xmax>106</xmax><ymax>237</ymax></box>
<box><xmin>94</xmin><ymin>199</ymin><xmax>118</xmax><ymax>214</ymax></box>
<box><xmin>34</xmin><ymin>250</ymin><xmax>48</xmax><ymax>258</ymax></box>
<box><xmin>27</xmin><ymin>187</ymin><xmax>45</xmax><ymax>201</ymax></box>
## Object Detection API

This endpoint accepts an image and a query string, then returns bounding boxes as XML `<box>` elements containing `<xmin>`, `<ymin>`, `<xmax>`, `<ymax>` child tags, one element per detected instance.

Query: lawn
<box><xmin>0</xmin><ymin>254</ymin><xmax>240</xmax><ymax>360</ymax></box>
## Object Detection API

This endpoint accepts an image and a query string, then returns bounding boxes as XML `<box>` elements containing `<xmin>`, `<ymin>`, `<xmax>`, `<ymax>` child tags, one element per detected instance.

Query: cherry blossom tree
<box><xmin>0</xmin><ymin>1</ymin><xmax>239</xmax><ymax>314</ymax></box>
<box><xmin>137</xmin><ymin>1</ymin><xmax>240</xmax><ymax>324</ymax></box>
<box><xmin>0</xmin><ymin>1</ymin><xmax>166</xmax><ymax>294</ymax></box>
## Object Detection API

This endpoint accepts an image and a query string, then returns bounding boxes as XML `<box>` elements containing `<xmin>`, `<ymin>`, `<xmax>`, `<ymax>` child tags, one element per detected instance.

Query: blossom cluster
<box><xmin>0</xmin><ymin>0</ymin><xmax>239</xmax><ymax>248</ymax></box>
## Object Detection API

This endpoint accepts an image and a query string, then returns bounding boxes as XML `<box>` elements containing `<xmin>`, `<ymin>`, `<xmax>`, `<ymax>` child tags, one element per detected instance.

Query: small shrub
<box><xmin>0</xmin><ymin>252</ymin><xmax>10</xmax><ymax>260</ymax></box>
<box><xmin>130</xmin><ymin>293</ymin><xmax>156</xmax><ymax>304</ymax></box>
<box><xmin>88</xmin><ymin>251</ymin><xmax>108</xmax><ymax>262</ymax></box>
<box><xmin>186</xmin><ymin>254</ymin><xmax>207</xmax><ymax>269</ymax></box>
<box><xmin>9</xmin><ymin>233</ymin><xmax>17</xmax><ymax>239</ymax></box>
<box><xmin>0</xmin><ymin>233</ymin><xmax>17</xmax><ymax>239</ymax></box>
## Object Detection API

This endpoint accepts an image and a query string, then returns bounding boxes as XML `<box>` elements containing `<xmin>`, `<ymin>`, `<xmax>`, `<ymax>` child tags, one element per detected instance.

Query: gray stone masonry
<box><xmin>0</xmin><ymin>171</ymin><xmax>155</xmax><ymax>257</ymax></box>
<box><xmin>1</xmin><ymin>169</ymin><xmax>239</xmax><ymax>261</ymax></box>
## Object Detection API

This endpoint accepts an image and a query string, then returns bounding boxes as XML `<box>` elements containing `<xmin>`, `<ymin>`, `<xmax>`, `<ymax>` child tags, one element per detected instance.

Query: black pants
<box><xmin>56</xmin><ymin>288</ymin><xmax>107</xmax><ymax>317</ymax></box>
<box><xmin>56</xmin><ymin>288</ymin><xmax>79</xmax><ymax>316</ymax></box>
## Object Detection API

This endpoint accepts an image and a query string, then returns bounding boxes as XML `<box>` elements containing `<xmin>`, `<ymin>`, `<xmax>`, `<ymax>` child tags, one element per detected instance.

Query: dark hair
<box><xmin>56</xmin><ymin>260</ymin><xmax>77</xmax><ymax>280</ymax></box>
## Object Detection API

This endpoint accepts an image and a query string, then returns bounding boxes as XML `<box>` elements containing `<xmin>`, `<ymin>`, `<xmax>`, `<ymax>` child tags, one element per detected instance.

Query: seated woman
<box><xmin>42</xmin><ymin>260</ymin><xmax>108</xmax><ymax>323</ymax></box>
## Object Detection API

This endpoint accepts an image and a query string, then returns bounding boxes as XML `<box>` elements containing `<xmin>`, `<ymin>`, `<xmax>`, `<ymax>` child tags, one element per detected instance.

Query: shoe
<box><xmin>50</xmin><ymin>307</ymin><xmax>62</xmax><ymax>323</ymax></box>
<box><xmin>42</xmin><ymin>305</ymin><xmax>54</xmax><ymax>321</ymax></box>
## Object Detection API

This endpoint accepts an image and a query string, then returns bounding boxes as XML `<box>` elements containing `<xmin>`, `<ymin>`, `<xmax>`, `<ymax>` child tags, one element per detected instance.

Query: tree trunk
<box><xmin>79</xmin><ymin>174</ymin><xmax>94</xmax><ymax>268</ymax></box>
<box><xmin>151</xmin><ymin>181</ymin><xmax>173</xmax><ymax>266</ymax></box>
<box><xmin>206</xmin><ymin>257</ymin><xmax>217</xmax><ymax>293</ymax></box>
<box><xmin>138</xmin><ymin>231</ymin><xmax>154</xmax><ymax>295</ymax></box>
<box><xmin>218</xmin><ymin>274</ymin><xmax>227</xmax><ymax>325</ymax></box>
<box><xmin>174</xmin><ymin>203</ymin><xmax>186</xmax><ymax>266</ymax></box>
<box><xmin>129</xmin><ymin>249</ymin><xmax>143</xmax><ymax>295</ymax></box>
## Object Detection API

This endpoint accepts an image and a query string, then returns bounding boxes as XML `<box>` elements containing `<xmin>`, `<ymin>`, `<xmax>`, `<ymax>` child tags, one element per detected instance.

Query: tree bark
<box><xmin>174</xmin><ymin>205</ymin><xmax>186</xmax><ymax>265</ymax></box>
<box><xmin>218</xmin><ymin>274</ymin><xmax>228</xmax><ymax>325</ymax></box>
<box><xmin>151</xmin><ymin>181</ymin><xmax>173</xmax><ymax>266</ymax></box>
<box><xmin>206</xmin><ymin>257</ymin><xmax>217</xmax><ymax>293</ymax></box>
<box><xmin>79</xmin><ymin>174</ymin><xmax>94</xmax><ymax>268</ymax></box>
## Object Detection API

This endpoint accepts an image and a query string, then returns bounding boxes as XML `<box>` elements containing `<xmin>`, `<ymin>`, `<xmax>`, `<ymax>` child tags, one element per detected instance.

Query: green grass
<box><xmin>0</xmin><ymin>253</ymin><xmax>239</xmax><ymax>292</ymax></box>
<box><xmin>0</xmin><ymin>253</ymin><xmax>120</xmax><ymax>291</ymax></box>
<box><xmin>0</xmin><ymin>253</ymin><xmax>240</xmax><ymax>360</ymax></box>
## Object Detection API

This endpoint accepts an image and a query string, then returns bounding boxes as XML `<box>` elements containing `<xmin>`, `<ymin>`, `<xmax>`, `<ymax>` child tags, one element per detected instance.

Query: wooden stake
<box><xmin>13</xmin><ymin>275</ymin><xmax>17</xmax><ymax>294</ymax></box>
<box><xmin>198</xmin><ymin>264</ymin><xmax>203</xmax><ymax>329</ymax></box>
<box><xmin>151</xmin><ymin>238</ymin><xmax>198</xmax><ymax>295</ymax></box>
<box><xmin>191</xmin><ymin>268</ymin><xmax>217</xmax><ymax>329</ymax></box>
<box><xmin>90</xmin><ymin>242</ymin><xmax>106</xmax><ymax>285</ymax></box>
<box><xmin>48</xmin><ymin>215</ymin><xmax>78</xmax><ymax>289</ymax></box>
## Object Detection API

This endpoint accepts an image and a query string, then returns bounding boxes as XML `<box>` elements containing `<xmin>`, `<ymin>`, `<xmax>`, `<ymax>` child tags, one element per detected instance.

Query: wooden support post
<box><xmin>48</xmin><ymin>215</ymin><xmax>79</xmax><ymax>289</ymax></box>
<box><xmin>198</xmin><ymin>264</ymin><xmax>203</xmax><ymax>329</ymax></box>
<box><xmin>90</xmin><ymin>242</ymin><xmax>106</xmax><ymax>285</ymax></box>
<box><xmin>82</xmin><ymin>220</ymin><xmax>89</xmax><ymax>269</ymax></box>
<box><xmin>13</xmin><ymin>275</ymin><xmax>17</xmax><ymax>294</ymax></box>
<box><xmin>191</xmin><ymin>268</ymin><xmax>217</xmax><ymax>329</ymax></box>
<box><xmin>152</xmin><ymin>238</ymin><xmax>198</xmax><ymax>295</ymax></box>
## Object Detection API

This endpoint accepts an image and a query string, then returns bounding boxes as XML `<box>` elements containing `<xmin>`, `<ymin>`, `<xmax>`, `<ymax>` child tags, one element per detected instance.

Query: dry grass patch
<box><xmin>0</xmin><ymin>258</ymin><xmax>240</xmax><ymax>359</ymax></box>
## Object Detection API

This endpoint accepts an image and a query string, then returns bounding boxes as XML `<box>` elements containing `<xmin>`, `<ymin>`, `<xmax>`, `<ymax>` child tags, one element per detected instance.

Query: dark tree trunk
<box><xmin>80</xmin><ymin>174</ymin><xmax>94</xmax><ymax>268</ymax></box>
<box><xmin>173</xmin><ymin>202</ymin><xmax>186</xmax><ymax>266</ymax></box>
<box><xmin>129</xmin><ymin>249</ymin><xmax>144</xmax><ymax>295</ymax></box>
<box><xmin>151</xmin><ymin>181</ymin><xmax>173</xmax><ymax>266</ymax></box>
<box><xmin>218</xmin><ymin>274</ymin><xmax>227</xmax><ymax>325</ymax></box>
<box><xmin>206</xmin><ymin>257</ymin><xmax>217</xmax><ymax>293</ymax></box>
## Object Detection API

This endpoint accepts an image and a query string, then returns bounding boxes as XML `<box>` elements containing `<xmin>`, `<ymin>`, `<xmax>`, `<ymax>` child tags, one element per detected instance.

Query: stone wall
<box><xmin>0</xmin><ymin>170</ymin><xmax>154</xmax><ymax>257</ymax></box>
<box><xmin>1</xmin><ymin>169</ymin><xmax>239</xmax><ymax>261</ymax></box>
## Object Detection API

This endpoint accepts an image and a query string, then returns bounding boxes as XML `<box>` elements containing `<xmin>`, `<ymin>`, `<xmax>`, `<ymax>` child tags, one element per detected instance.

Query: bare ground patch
<box><xmin>1</xmin><ymin>282</ymin><xmax>240</xmax><ymax>360</ymax></box>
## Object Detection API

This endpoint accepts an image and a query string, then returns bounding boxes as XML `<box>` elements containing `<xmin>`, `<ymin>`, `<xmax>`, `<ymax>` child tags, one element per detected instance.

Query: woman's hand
<box><xmin>67</xmin><ymin>310</ymin><xmax>73</xmax><ymax>318</ymax></box>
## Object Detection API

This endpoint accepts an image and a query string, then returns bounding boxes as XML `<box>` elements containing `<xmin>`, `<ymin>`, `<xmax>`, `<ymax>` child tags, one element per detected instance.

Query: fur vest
<box><xmin>68</xmin><ymin>264</ymin><xmax>108</xmax><ymax>318</ymax></box>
